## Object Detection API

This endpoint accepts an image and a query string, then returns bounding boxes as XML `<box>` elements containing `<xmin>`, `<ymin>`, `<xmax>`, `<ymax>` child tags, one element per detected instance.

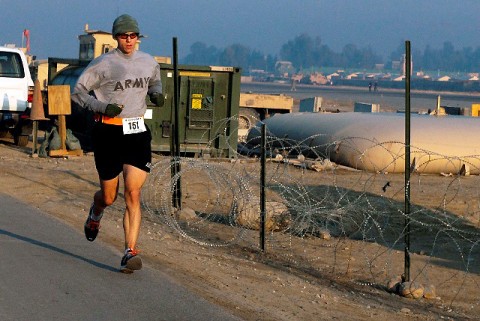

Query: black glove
<box><xmin>105</xmin><ymin>104</ymin><xmax>123</xmax><ymax>117</ymax></box>
<box><xmin>149</xmin><ymin>92</ymin><xmax>165</xmax><ymax>107</ymax></box>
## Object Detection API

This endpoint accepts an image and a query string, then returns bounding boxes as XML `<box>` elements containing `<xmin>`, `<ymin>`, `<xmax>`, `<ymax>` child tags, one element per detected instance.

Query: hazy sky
<box><xmin>2</xmin><ymin>0</ymin><xmax>480</xmax><ymax>61</ymax></box>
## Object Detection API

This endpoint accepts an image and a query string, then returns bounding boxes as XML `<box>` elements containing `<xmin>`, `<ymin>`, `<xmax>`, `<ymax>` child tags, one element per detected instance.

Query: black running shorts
<box><xmin>92</xmin><ymin>123</ymin><xmax>152</xmax><ymax>180</ymax></box>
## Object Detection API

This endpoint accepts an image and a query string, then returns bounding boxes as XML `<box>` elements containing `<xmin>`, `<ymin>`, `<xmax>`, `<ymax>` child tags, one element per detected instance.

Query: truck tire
<box><xmin>14</xmin><ymin>134</ymin><xmax>29</xmax><ymax>147</ymax></box>
<box><xmin>238</xmin><ymin>108</ymin><xmax>260</xmax><ymax>142</ymax></box>
<box><xmin>239</xmin><ymin>108</ymin><xmax>260</xmax><ymax>130</ymax></box>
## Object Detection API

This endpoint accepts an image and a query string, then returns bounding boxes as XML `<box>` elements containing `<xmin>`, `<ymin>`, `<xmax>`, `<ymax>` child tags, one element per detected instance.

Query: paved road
<box><xmin>0</xmin><ymin>194</ymin><xmax>243</xmax><ymax>321</ymax></box>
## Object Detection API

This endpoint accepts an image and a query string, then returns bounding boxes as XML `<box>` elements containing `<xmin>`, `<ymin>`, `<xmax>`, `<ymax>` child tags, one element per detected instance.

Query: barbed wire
<box><xmin>142</xmin><ymin>116</ymin><xmax>480</xmax><ymax>317</ymax></box>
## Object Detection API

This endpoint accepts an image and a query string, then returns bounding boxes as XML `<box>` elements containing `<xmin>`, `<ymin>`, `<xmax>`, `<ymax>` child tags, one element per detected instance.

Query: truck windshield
<box><xmin>0</xmin><ymin>52</ymin><xmax>25</xmax><ymax>78</ymax></box>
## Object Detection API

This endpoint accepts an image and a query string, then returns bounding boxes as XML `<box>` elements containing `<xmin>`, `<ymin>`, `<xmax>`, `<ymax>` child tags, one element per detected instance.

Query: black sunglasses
<box><xmin>117</xmin><ymin>33</ymin><xmax>138</xmax><ymax>40</ymax></box>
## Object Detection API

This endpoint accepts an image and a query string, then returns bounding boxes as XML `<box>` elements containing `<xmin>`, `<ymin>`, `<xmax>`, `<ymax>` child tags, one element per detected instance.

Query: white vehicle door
<box><xmin>0</xmin><ymin>50</ymin><xmax>33</xmax><ymax>112</ymax></box>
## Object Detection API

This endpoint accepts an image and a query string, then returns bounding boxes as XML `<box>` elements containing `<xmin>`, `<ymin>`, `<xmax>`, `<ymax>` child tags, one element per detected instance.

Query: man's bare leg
<box><xmin>119</xmin><ymin>164</ymin><xmax>147</xmax><ymax>273</ymax></box>
<box><xmin>85</xmin><ymin>176</ymin><xmax>120</xmax><ymax>242</ymax></box>
<box><xmin>92</xmin><ymin>176</ymin><xmax>120</xmax><ymax>215</ymax></box>
<box><xmin>122</xmin><ymin>164</ymin><xmax>147</xmax><ymax>251</ymax></box>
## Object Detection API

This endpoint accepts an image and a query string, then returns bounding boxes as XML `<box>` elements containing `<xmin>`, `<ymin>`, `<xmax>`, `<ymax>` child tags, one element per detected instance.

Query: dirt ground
<box><xmin>1</xmin><ymin>136</ymin><xmax>478</xmax><ymax>321</ymax></box>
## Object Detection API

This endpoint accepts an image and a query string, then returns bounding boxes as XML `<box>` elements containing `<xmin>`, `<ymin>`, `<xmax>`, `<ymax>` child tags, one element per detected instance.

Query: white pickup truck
<box><xmin>0</xmin><ymin>46</ymin><xmax>34</xmax><ymax>146</ymax></box>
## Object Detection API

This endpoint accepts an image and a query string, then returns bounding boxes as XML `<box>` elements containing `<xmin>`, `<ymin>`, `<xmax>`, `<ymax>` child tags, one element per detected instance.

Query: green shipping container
<box><xmin>147</xmin><ymin>64</ymin><xmax>241</xmax><ymax>158</ymax></box>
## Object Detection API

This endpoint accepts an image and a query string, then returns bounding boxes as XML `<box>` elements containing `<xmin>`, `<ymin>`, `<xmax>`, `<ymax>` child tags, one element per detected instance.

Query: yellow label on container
<box><xmin>191</xmin><ymin>93</ymin><xmax>203</xmax><ymax>109</ymax></box>
<box><xmin>180</xmin><ymin>71</ymin><xmax>211</xmax><ymax>77</ymax></box>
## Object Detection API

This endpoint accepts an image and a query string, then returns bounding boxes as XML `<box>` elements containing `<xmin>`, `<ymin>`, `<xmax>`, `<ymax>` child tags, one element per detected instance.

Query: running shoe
<box><xmin>84</xmin><ymin>205</ymin><xmax>101</xmax><ymax>242</ymax></box>
<box><xmin>120</xmin><ymin>249</ymin><xmax>142</xmax><ymax>274</ymax></box>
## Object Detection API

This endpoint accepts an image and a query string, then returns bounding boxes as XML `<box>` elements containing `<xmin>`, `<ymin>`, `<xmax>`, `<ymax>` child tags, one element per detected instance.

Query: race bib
<box><xmin>122</xmin><ymin>117</ymin><xmax>146</xmax><ymax>135</ymax></box>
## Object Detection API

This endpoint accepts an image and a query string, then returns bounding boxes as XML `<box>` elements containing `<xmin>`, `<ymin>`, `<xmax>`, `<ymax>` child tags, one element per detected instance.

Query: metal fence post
<box><xmin>404</xmin><ymin>40</ymin><xmax>412</xmax><ymax>282</ymax></box>
<box><xmin>260</xmin><ymin>123</ymin><xmax>266</xmax><ymax>252</ymax></box>
<box><xmin>172</xmin><ymin>37</ymin><xmax>182</xmax><ymax>209</ymax></box>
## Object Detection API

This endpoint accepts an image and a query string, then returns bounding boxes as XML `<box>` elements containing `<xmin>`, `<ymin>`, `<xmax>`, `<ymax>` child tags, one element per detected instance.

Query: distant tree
<box><xmin>421</xmin><ymin>45</ymin><xmax>439</xmax><ymax>70</ymax></box>
<box><xmin>341</xmin><ymin>44</ymin><xmax>362</xmax><ymax>68</ymax></box>
<box><xmin>263</xmin><ymin>54</ymin><xmax>277</xmax><ymax>72</ymax></box>
<box><xmin>219</xmin><ymin>44</ymin><xmax>250</xmax><ymax>68</ymax></box>
<box><xmin>389</xmin><ymin>40</ymin><xmax>407</xmax><ymax>62</ymax></box>
<box><xmin>248</xmin><ymin>50</ymin><xmax>265</xmax><ymax>69</ymax></box>
<box><xmin>182</xmin><ymin>42</ymin><xmax>221</xmax><ymax>65</ymax></box>
<box><xmin>182</xmin><ymin>36</ymin><xmax>480</xmax><ymax>75</ymax></box>
<box><xmin>280</xmin><ymin>34</ymin><xmax>383</xmax><ymax>71</ymax></box>
<box><xmin>279</xmin><ymin>33</ymin><xmax>316</xmax><ymax>69</ymax></box>
<box><xmin>468</xmin><ymin>47</ymin><xmax>480</xmax><ymax>71</ymax></box>
<box><xmin>462</xmin><ymin>46</ymin><xmax>474</xmax><ymax>71</ymax></box>
<box><xmin>441</xmin><ymin>41</ymin><xmax>456</xmax><ymax>70</ymax></box>
<box><xmin>314</xmin><ymin>42</ymin><xmax>337</xmax><ymax>67</ymax></box>
<box><xmin>391</xmin><ymin>41</ymin><xmax>480</xmax><ymax>73</ymax></box>
<box><xmin>181</xmin><ymin>41</ymin><xmax>278</xmax><ymax>73</ymax></box>
<box><xmin>359</xmin><ymin>45</ymin><xmax>382</xmax><ymax>69</ymax></box>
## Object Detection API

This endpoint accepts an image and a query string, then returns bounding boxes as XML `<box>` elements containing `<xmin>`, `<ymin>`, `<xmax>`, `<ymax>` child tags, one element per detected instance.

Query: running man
<box><xmin>72</xmin><ymin>14</ymin><xmax>164</xmax><ymax>273</ymax></box>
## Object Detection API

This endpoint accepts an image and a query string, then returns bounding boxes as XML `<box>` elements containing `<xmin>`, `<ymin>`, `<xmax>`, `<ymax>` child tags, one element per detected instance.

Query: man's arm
<box><xmin>71</xmin><ymin>63</ymin><xmax>109</xmax><ymax>114</ymax></box>
<box><xmin>147</xmin><ymin>63</ymin><xmax>164</xmax><ymax>106</ymax></box>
